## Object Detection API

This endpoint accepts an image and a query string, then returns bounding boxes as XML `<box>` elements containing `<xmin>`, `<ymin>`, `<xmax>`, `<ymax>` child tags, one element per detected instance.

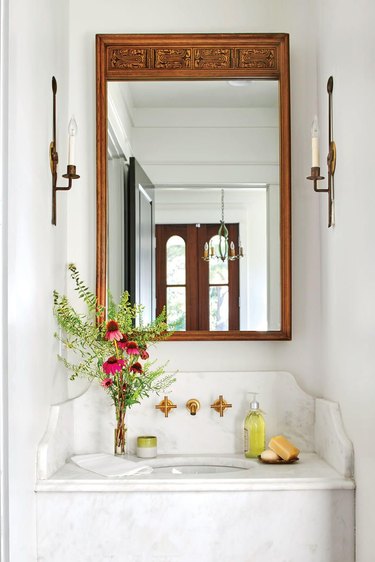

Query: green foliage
<box><xmin>54</xmin><ymin>265</ymin><xmax>174</xmax><ymax>408</ymax></box>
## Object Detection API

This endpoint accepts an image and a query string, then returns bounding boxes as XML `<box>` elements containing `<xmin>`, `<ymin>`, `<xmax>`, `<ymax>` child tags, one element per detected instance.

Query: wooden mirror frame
<box><xmin>96</xmin><ymin>33</ymin><xmax>291</xmax><ymax>340</ymax></box>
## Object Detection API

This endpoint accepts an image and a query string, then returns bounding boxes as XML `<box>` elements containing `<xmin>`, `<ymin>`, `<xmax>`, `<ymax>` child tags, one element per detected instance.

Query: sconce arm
<box><xmin>306</xmin><ymin>77</ymin><xmax>336</xmax><ymax>228</ymax></box>
<box><xmin>50</xmin><ymin>78</ymin><xmax>80</xmax><ymax>225</ymax></box>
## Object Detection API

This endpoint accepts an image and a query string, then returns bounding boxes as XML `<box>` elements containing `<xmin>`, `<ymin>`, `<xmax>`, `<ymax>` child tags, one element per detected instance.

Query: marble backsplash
<box><xmin>71</xmin><ymin>370</ymin><xmax>315</xmax><ymax>456</ymax></box>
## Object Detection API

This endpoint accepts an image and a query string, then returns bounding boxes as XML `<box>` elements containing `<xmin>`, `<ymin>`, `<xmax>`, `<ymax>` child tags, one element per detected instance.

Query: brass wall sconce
<box><xmin>307</xmin><ymin>76</ymin><xmax>336</xmax><ymax>227</ymax></box>
<box><xmin>50</xmin><ymin>76</ymin><xmax>80</xmax><ymax>225</ymax></box>
<box><xmin>155</xmin><ymin>396</ymin><xmax>177</xmax><ymax>417</ymax></box>
<box><xmin>211</xmin><ymin>395</ymin><xmax>232</xmax><ymax>417</ymax></box>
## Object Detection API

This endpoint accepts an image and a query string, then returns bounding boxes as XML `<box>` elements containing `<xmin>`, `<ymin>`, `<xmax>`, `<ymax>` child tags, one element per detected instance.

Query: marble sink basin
<box><xmin>148</xmin><ymin>456</ymin><xmax>251</xmax><ymax>475</ymax></box>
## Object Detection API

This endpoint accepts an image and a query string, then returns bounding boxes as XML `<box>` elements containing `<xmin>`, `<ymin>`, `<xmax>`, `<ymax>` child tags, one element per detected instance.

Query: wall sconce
<box><xmin>50</xmin><ymin>76</ymin><xmax>80</xmax><ymax>225</ymax></box>
<box><xmin>307</xmin><ymin>76</ymin><xmax>336</xmax><ymax>227</ymax></box>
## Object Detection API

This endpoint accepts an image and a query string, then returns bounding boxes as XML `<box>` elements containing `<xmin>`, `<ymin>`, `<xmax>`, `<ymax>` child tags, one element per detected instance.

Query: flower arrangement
<box><xmin>53</xmin><ymin>264</ymin><xmax>174</xmax><ymax>454</ymax></box>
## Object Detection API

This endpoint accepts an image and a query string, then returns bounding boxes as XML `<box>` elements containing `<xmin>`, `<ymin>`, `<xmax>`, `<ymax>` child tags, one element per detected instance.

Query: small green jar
<box><xmin>136</xmin><ymin>436</ymin><xmax>157</xmax><ymax>458</ymax></box>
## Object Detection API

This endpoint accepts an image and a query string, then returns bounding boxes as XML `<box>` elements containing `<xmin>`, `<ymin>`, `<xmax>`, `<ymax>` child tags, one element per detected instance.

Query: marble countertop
<box><xmin>35</xmin><ymin>453</ymin><xmax>355</xmax><ymax>493</ymax></box>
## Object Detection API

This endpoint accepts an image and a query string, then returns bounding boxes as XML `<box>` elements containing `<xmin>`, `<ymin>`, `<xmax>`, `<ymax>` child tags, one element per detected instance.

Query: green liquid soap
<box><xmin>244</xmin><ymin>393</ymin><xmax>266</xmax><ymax>458</ymax></box>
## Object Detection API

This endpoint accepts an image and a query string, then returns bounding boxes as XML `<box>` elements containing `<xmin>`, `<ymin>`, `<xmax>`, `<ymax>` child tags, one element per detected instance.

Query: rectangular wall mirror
<box><xmin>96</xmin><ymin>33</ymin><xmax>291</xmax><ymax>340</ymax></box>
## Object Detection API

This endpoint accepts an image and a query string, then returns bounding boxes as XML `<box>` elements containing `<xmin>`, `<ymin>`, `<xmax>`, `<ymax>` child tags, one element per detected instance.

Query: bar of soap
<box><xmin>260</xmin><ymin>449</ymin><xmax>281</xmax><ymax>461</ymax></box>
<box><xmin>268</xmin><ymin>435</ymin><xmax>300</xmax><ymax>461</ymax></box>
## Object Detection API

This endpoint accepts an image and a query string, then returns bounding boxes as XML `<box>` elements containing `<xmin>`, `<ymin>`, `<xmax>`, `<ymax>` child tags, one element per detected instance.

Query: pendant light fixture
<box><xmin>202</xmin><ymin>188</ymin><xmax>244</xmax><ymax>262</ymax></box>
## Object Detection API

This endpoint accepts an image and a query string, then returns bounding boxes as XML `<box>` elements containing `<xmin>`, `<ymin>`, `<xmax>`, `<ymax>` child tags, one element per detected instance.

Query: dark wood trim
<box><xmin>197</xmin><ymin>224</ymin><xmax>209</xmax><ymax>331</ymax></box>
<box><xmin>226</xmin><ymin>224</ymin><xmax>240</xmax><ymax>331</ymax></box>
<box><xmin>155</xmin><ymin>224</ymin><xmax>200</xmax><ymax>331</ymax></box>
<box><xmin>196</xmin><ymin>223</ymin><xmax>240</xmax><ymax>331</ymax></box>
<box><xmin>96</xmin><ymin>35</ymin><xmax>108</xmax><ymax>318</ymax></box>
<box><xmin>278</xmin><ymin>33</ymin><xmax>292</xmax><ymax>340</ymax></box>
<box><xmin>166</xmin><ymin>330</ymin><xmax>289</xmax><ymax>341</ymax></box>
<box><xmin>186</xmin><ymin>226</ymin><xmax>199</xmax><ymax>331</ymax></box>
<box><xmin>96</xmin><ymin>33</ymin><xmax>292</xmax><ymax>340</ymax></box>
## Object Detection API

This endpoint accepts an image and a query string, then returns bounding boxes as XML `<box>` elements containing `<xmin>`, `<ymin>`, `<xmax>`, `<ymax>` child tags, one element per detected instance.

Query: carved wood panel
<box><xmin>194</xmin><ymin>48</ymin><xmax>232</xmax><ymax>69</ymax></box>
<box><xmin>237</xmin><ymin>48</ymin><xmax>277</xmax><ymax>69</ymax></box>
<box><xmin>109</xmin><ymin>48</ymin><xmax>148</xmax><ymax>69</ymax></box>
<box><xmin>107</xmin><ymin>44</ymin><xmax>279</xmax><ymax>74</ymax></box>
<box><xmin>154</xmin><ymin>48</ymin><xmax>192</xmax><ymax>69</ymax></box>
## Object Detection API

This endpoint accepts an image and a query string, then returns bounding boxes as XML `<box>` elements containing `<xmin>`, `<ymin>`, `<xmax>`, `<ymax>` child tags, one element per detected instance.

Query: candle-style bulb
<box><xmin>68</xmin><ymin>116</ymin><xmax>77</xmax><ymax>165</ymax></box>
<box><xmin>311</xmin><ymin>115</ymin><xmax>320</xmax><ymax>167</ymax></box>
<box><xmin>230</xmin><ymin>241</ymin><xmax>236</xmax><ymax>256</ymax></box>
<box><xmin>311</xmin><ymin>115</ymin><xmax>319</xmax><ymax>138</ymax></box>
<box><xmin>68</xmin><ymin>116</ymin><xmax>78</xmax><ymax>136</ymax></box>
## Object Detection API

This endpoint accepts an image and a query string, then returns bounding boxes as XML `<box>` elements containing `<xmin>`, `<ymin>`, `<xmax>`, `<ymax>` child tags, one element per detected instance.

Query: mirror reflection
<box><xmin>107</xmin><ymin>80</ymin><xmax>280</xmax><ymax>332</ymax></box>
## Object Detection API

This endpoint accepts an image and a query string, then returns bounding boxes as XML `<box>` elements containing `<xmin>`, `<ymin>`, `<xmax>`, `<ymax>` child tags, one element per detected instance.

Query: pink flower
<box><xmin>117</xmin><ymin>334</ymin><xmax>128</xmax><ymax>349</ymax></box>
<box><xmin>126</xmin><ymin>341</ymin><xmax>140</xmax><ymax>355</ymax></box>
<box><xmin>101</xmin><ymin>377</ymin><xmax>113</xmax><ymax>388</ymax></box>
<box><xmin>140</xmin><ymin>349</ymin><xmax>149</xmax><ymax>360</ymax></box>
<box><xmin>105</xmin><ymin>320</ymin><xmax>122</xmax><ymax>341</ymax></box>
<box><xmin>130</xmin><ymin>362</ymin><xmax>143</xmax><ymax>374</ymax></box>
<box><xmin>103</xmin><ymin>356</ymin><xmax>125</xmax><ymax>375</ymax></box>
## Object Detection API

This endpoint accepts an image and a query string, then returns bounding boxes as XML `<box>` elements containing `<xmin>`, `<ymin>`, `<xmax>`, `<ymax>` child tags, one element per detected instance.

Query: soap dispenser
<box><xmin>244</xmin><ymin>393</ymin><xmax>266</xmax><ymax>458</ymax></box>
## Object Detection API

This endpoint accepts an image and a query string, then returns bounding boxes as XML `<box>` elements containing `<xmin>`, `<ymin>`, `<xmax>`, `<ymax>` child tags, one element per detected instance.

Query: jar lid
<box><xmin>137</xmin><ymin>436</ymin><xmax>157</xmax><ymax>448</ymax></box>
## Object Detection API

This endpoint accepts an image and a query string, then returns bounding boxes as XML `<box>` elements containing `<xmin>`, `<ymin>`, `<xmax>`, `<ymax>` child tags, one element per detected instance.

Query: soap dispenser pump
<box><xmin>244</xmin><ymin>393</ymin><xmax>266</xmax><ymax>458</ymax></box>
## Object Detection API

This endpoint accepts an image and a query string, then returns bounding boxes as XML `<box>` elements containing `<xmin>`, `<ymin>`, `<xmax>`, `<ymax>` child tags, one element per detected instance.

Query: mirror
<box><xmin>97</xmin><ymin>33</ymin><xmax>291</xmax><ymax>340</ymax></box>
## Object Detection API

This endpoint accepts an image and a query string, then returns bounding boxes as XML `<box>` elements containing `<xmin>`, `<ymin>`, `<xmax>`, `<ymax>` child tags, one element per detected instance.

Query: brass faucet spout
<box><xmin>186</xmin><ymin>399</ymin><xmax>200</xmax><ymax>416</ymax></box>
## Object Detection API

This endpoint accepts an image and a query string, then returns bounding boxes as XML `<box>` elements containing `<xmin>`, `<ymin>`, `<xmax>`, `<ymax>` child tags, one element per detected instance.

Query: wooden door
<box><xmin>156</xmin><ymin>224</ymin><xmax>239</xmax><ymax>331</ymax></box>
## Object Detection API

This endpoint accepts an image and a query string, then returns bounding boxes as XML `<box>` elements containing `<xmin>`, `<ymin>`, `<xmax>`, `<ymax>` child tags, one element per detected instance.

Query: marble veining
<box><xmin>37</xmin><ymin>401</ymin><xmax>74</xmax><ymax>480</ymax></box>
<box><xmin>72</xmin><ymin>370</ymin><xmax>315</xmax><ymax>456</ymax></box>
<box><xmin>315</xmin><ymin>398</ymin><xmax>354</xmax><ymax>478</ymax></box>
<box><xmin>36</xmin><ymin>371</ymin><xmax>355</xmax><ymax>562</ymax></box>
<box><xmin>36</xmin><ymin>488</ymin><xmax>354</xmax><ymax>562</ymax></box>
<box><xmin>36</xmin><ymin>453</ymin><xmax>354</xmax><ymax>493</ymax></box>
<box><xmin>37</xmin><ymin>371</ymin><xmax>355</xmax><ymax>480</ymax></box>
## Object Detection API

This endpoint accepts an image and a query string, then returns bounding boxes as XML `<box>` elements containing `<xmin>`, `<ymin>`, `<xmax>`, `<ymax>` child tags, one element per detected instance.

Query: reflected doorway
<box><xmin>156</xmin><ymin>224</ymin><xmax>240</xmax><ymax>331</ymax></box>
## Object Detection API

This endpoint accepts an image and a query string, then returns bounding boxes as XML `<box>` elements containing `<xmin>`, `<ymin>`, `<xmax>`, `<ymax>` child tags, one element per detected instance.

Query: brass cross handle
<box><xmin>155</xmin><ymin>396</ymin><xmax>177</xmax><ymax>418</ymax></box>
<box><xmin>211</xmin><ymin>395</ymin><xmax>232</xmax><ymax>417</ymax></box>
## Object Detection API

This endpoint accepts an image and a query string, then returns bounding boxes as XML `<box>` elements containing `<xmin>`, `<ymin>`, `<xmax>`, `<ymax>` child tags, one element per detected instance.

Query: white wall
<box><xmin>68</xmin><ymin>0</ymin><xmax>322</xmax><ymax>397</ymax></box>
<box><xmin>11</xmin><ymin>0</ymin><xmax>375</xmax><ymax>559</ymax></box>
<box><xmin>316</xmin><ymin>1</ymin><xmax>375</xmax><ymax>559</ymax></box>
<box><xmin>7</xmin><ymin>0</ymin><xmax>69</xmax><ymax>559</ymax></box>
<box><xmin>0</xmin><ymin>0</ymin><xmax>9</xmax><ymax>558</ymax></box>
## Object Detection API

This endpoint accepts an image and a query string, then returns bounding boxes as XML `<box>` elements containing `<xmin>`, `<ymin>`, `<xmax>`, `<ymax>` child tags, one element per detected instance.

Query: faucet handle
<box><xmin>155</xmin><ymin>396</ymin><xmax>177</xmax><ymax>418</ymax></box>
<box><xmin>211</xmin><ymin>395</ymin><xmax>232</xmax><ymax>417</ymax></box>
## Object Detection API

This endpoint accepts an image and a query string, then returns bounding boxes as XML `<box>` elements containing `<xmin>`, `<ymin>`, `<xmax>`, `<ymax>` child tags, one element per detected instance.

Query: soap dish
<box><xmin>257</xmin><ymin>455</ymin><xmax>299</xmax><ymax>465</ymax></box>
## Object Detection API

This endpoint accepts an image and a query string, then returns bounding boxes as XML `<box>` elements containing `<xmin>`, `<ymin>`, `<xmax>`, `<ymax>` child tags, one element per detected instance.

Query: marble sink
<box><xmin>36</xmin><ymin>371</ymin><xmax>355</xmax><ymax>562</ymax></box>
<box><xmin>147</xmin><ymin>455</ymin><xmax>249</xmax><ymax>475</ymax></box>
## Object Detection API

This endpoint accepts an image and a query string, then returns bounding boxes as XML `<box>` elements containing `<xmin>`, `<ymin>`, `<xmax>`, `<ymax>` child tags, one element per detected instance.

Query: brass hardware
<box><xmin>306</xmin><ymin>76</ymin><xmax>336</xmax><ymax>227</ymax></box>
<box><xmin>186</xmin><ymin>399</ymin><xmax>200</xmax><ymax>416</ymax></box>
<box><xmin>50</xmin><ymin>76</ymin><xmax>80</xmax><ymax>225</ymax></box>
<box><xmin>155</xmin><ymin>396</ymin><xmax>177</xmax><ymax>418</ymax></box>
<box><xmin>210</xmin><ymin>395</ymin><xmax>232</xmax><ymax>417</ymax></box>
<box><xmin>202</xmin><ymin>189</ymin><xmax>244</xmax><ymax>262</ymax></box>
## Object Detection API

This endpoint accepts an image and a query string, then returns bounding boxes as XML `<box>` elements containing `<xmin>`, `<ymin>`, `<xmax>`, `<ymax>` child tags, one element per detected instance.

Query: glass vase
<box><xmin>114</xmin><ymin>404</ymin><xmax>127</xmax><ymax>456</ymax></box>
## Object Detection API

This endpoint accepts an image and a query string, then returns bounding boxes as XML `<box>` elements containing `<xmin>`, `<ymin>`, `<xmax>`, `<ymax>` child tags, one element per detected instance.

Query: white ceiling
<box><xmin>123</xmin><ymin>80</ymin><xmax>279</xmax><ymax>109</ymax></box>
